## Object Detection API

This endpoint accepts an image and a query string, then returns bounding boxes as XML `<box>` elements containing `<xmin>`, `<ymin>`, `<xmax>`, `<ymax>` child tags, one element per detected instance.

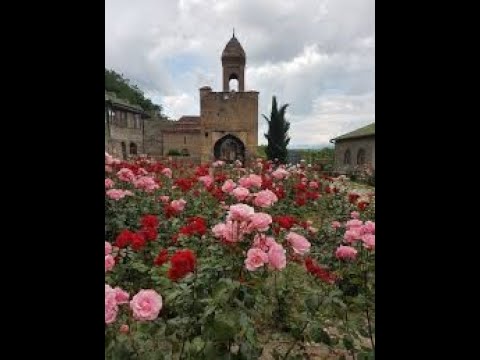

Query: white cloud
<box><xmin>106</xmin><ymin>0</ymin><xmax>374</xmax><ymax>146</ymax></box>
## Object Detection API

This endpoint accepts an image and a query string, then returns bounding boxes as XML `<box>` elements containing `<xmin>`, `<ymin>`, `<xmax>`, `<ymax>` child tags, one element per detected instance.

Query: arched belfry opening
<box><xmin>228</xmin><ymin>73</ymin><xmax>239</xmax><ymax>92</ymax></box>
<box><xmin>222</xmin><ymin>31</ymin><xmax>246</xmax><ymax>92</ymax></box>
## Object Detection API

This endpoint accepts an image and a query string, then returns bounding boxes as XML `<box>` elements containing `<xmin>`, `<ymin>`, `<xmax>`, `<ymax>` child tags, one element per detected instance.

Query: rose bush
<box><xmin>105</xmin><ymin>153</ymin><xmax>375</xmax><ymax>359</ymax></box>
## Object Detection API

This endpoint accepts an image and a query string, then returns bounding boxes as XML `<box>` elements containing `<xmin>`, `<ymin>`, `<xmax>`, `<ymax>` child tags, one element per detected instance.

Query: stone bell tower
<box><xmin>222</xmin><ymin>30</ymin><xmax>246</xmax><ymax>92</ymax></box>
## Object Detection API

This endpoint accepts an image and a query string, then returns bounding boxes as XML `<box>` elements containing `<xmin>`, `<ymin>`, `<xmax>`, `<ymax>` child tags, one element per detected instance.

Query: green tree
<box><xmin>105</xmin><ymin>68</ymin><xmax>163</xmax><ymax>116</ymax></box>
<box><xmin>263</xmin><ymin>96</ymin><xmax>290</xmax><ymax>163</ymax></box>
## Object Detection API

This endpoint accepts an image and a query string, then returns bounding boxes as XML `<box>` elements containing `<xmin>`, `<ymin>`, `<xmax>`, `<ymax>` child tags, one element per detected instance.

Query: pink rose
<box><xmin>331</xmin><ymin>221</ymin><xmax>342</xmax><ymax>230</ymax></box>
<box><xmin>114</xmin><ymin>287</ymin><xmax>130</xmax><ymax>304</ymax></box>
<box><xmin>170</xmin><ymin>199</ymin><xmax>187</xmax><ymax>212</ymax></box>
<box><xmin>133</xmin><ymin>176</ymin><xmax>159</xmax><ymax>192</ymax></box>
<box><xmin>350</xmin><ymin>211</ymin><xmax>360</xmax><ymax>219</ymax></box>
<box><xmin>221</xmin><ymin>179</ymin><xmax>236</xmax><ymax>193</ymax></box>
<box><xmin>244</xmin><ymin>248</ymin><xmax>269</xmax><ymax>271</ymax></box>
<box><xmin>212</xmin><ymin>223</ymin><xmax>227</xmax><ymax>238</ymax></box>
<box><xmin>138</xmin><ymin>168</ymin><xmax>149</xmax><ymax>175</ymax></box>
<box><xmin>222</xmin><ymin>220</ymin><xmax>247</xmax><ymax>243</ymax></box>
<box><xmin>335</xmin><ymin>246</ymin><xmax>358</xmax><ymax>260</ymax></box>
<box><xmin>268</xmin><ymin>242</ymin><xmax>287</xmax><ymax>270</ymax></box>
<box><xmin>212</xmin><ymin>160</ymin><xmax>225</xmax><ymax>167</ymax></box>
<box><xmin>105</xmin><ymin>255</ymin><xmax>115</xmax><ymax>272</ymax></box>
<box><xmin>105</xmin><ymin>178</ymin><xmax>115</xmax><ymax>189</ymax></box>
<box><xmin>105</xmin><ymin>165</ymin><xmax>113</xmax><ymax>173</ymax></box>
<box><xmin>105</xmin><ymin>241</ymin><xmax>112</xmax><ymax>256</ymax></box>
<box><xmin>362</xmin><ymin>234</ymin><xmax>375</xmax><ymax>250</ymax></box>
<box><xmin>105</xmin><ymin>153</ymin><xmax>114</xmax><ymax>165</ymax></box>
<box><xmin>286</xmin><ymin>232</ymin><xmax>311</xmax><ymax>255</ymax></box>
<box><xmin>105</xmin><ymin>284</ymin><xmax>118</xmax><ymax>324</ymax></box>
<box><xmin>253</xmin><ymin>189</ymin><xmax>278</xmax><ymax>208</ymax></box>
<box><xmin>106</xmin><ymin>189</ymin><xmax>130</xmax><ymax>201</ymax></box>
<box><xmin>363</xmin><ymin>221</ymin><xmax>375</xmax><ymax>234</ymax></box>
<box><xmin>248</xmin><ymin>174</ymin><xmax>262</xmax><ymax>188</ymax></box>
<box><xmin>159</xmin><ymin>195</ymin><xmax>170</xmax><ymax>203</ymax></box>
<box><xmin>232</xmin><ymin>186</ymin><xmax>250</xmax><ymax>201</ymax></box>
<box><xmin>161</xmin><ymin>168</ymin><xmax>172</xmax><ymax>178</ymax></box>
<box><xmin>227</xmin><ymin>204</ymin><xmax>255</xmax><ymax>222</ymax></box>
<box><xmin>248</xmin><ymin>212</ymin><xmax>272</xmax><ymax>232</ymax></box>
<box><xmin>130</xmin><ymin>289</ymin><xmax>163</xmax><ymax>321</ymax></box>
<box><xmin>272</xmin><ymin>168</ymin><xmax>289</xmax><ymax>180</ymax></box>
<box><xmin>117</xmin><ymin>168</ymin><xmax>135</xmax><ymax>182</ymax></box>
<box><xmin>198</xmin><ymin>175</ymin><xmax>213</xmax><ymax>188</ymax></box>
<box><xmin>252</xmin><ymin>234</ymin><xmax>276</xmax><ymax>252</ymax></box>
<box><xmin>346</xmin><ymin>219</ymin><xmax>363</xmax><ymax>230</ymax></box>
<box><xmin>344</xmin><ymin>229</ymin><xmax>362</xmax><ymax>243</ymax></box>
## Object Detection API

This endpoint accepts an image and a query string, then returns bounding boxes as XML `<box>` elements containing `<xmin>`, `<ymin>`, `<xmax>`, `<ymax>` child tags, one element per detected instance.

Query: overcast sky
<box><xmin>105</xmin><ymin>0</ymin><xmax>374</xmax><ymax>148</ymax></box>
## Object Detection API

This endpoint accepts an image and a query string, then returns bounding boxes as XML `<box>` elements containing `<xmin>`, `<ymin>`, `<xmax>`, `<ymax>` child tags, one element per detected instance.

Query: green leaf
<box><xmin>310</xmin><ymin>325</ymin><xmax>332</xmax><ymax>345</ymax></box>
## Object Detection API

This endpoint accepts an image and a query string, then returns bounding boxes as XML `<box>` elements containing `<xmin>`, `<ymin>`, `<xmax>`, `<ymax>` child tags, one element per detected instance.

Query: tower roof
<box><xmin>221</xmin><ymin>34</ymin><xmax>246</xmax><ymax>60</ymax></box>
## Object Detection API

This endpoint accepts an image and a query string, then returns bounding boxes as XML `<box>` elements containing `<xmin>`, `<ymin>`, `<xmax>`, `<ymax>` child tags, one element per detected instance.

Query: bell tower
<box><xmin>221</xmin><ymin>30</ymin><xmax>246</xmax><ymax>92</ymax></box>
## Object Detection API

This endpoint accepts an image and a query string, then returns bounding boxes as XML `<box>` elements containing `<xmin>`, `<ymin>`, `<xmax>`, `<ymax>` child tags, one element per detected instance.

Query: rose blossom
<box><xmin>362</xmin><ymin>234</ymin><xmax>375</xmax><ymax>250</ymax></box>
<box><xmin>252</xmin><ymin>234</ymin><xmax>276</xmax><ymax>252</ymax></box>
<box><xmin>222</xmin><ymin>220</ymin><xmax>248</xmax><ymax>243</ymax></box>
<box><xmin>335</xmin><ymin>246</ymin><xmax>358</xmax><ymax>260</ymax></box>
<box><xmin>253</xmin><ymin>189</ymin><xmax>278</xmax><ymax>208</ymax></box>
<box><xmin>212</xmin><ymin>160</ymin><xmax>225</xmax><ymax>167</ymax></box>
<box><xmin>272</xmin><ymin>168</ymin><xmax>289</xmax><ymax>180</ymax></box>
<box><xmin>350</xmin><ymin>211</ymin><xmax>360</xmax><ymax>219</ymax></box>
<box><xmin>130</xmin><ymin>289</ymin><xmax>163</xmax><ymax>321</ymax></box>
<box><xmin>198</xmin><ymin>175</ymin><xmax>213</xmax><ymax>188</ymax></box>
<box><xmin>170</xmin><ymin>199</ymin><xmax>187</xmax><ymax>213</ymax></box>
<box><xmin>331</xmin><ymin>221</ymin><xmax>342</xmax><ymax>230</ymax></box>
<box><xmin>309</xmin><ymin>181</ymin><xmax>319</xmax><ymax>189</ymax></box>
<box><xmin>212</xmin><ymin>223</ymin><xmax>227</xmax><ymax>238</ymax></box>
<box><xmin>221</xmin><ymin>179</ymin><xmax>236</xmax><ymax>193</ymax></box>
<box><xmin>227</xmin><ymin>204</ymin><xmax>255</xmax><ymax>222</ymax></box>
<box><xmin>247</xmin><ymin>212</ymin><xmax>273</xmax><ymax>232</ymax></box>
<box><xmin>346</xmin><ymin>219</ymin><xmax>363</xmax><ymax>230</ymax></box>
<box><xmin>286</xmin><ymin>232</ymin><xmax>311</xmax><ymax>255</ymax></box>
<box><xmin>105</xmin><ymin>284</ymin><xmax>118</xmax><ymax>324</ymax></box>
<box><xmin>133</xmin><ymin>176</ymin><xmax>159</xmax><ymax>192</ymax></box>
<box><xmin>105</xmin><ymin>178</ymin><xmax>115</xmax><ymax>189</ymax></box>
<box><xmin>105</xmin><ymin>255</ymin><xmax>115</xmax><ymax>272</ymax></box>
<box><xmin>363</xmin><ymin>221</ymin><xmax>375</xmax><ymax>234</ymax></box>
<box><xmin>232</xmin><ymin>186</ymin><xmax>250</xmax><ymax>201</ymax></box>
<box><xmin>245</xmin><ymin>248</ymin><xmax>269</xmax><ymax>271</ymax></box>
<box><xmin>344</xmin><ymin>229</ymin><xmax>362</xmax><ymax>243</ymax></box>
<box><xmin>114</xmin><ymin>287</ymin><xmax>130</xmax><ymax>304</ymax></box>
<box><xmin>106</xmin><ymin>189</ymin><xmax>132</xmax><ymax>201</ymax></box>
<box><xmin>161</xmin><ymin>168</ymin><xmax>172</xmax><ymax>178</ymax></box>
<box><xmin>268</xmin><ymin>242</ymin><xmax>287</xmax><ymax>270</ymax></box>
<box><xmin>105</xmin><ymin>152</ymin><xmax>114</xmax><ymax>165</ymax></box>
<box><xmin>159</xmin><ymin>195</ymin><xmax>170</xmax><ymax>203</ymax></box>
<box><xmin>105</xmin><ymin>241</ymin><xmax>112</xmax><ymax>256</ymax></box>
<box><xmin>117</xmin><ymin>168</ymin><xmax>135</xmax><ymax>182</ymax></box>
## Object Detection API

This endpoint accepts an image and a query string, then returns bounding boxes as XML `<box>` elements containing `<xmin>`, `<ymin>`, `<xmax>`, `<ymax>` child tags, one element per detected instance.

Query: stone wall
<box><xmin>162</xmin><ymin>131</ymin><xmax>202</xmax><ymax>158</ymax></box>
<box><xmin>334</xmin><ymin>136</ymin><xmax>375</xmax><ymax>173</ymax></box>
<box><xmin>143</xmin><ymin>119</ymin><xmax>172</xmax><ymax>157</ymax></box>
<box><xmin>199</xmin><ymin>90</ymin><xmax>258</xmax><ymax>162</ymax></box>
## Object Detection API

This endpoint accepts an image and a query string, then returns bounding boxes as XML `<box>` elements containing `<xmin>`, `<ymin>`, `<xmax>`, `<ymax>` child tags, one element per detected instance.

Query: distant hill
<box><xmin>105</xmin><ymin>69</ymin><xmax>163</xmax><ymax>116</ymax></box>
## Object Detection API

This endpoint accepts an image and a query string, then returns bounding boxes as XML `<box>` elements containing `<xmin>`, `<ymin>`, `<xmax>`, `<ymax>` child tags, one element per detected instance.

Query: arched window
<box><xmin>130</xmin><ymin>142</ymin><xmax>137</xmax><ymax>155</ymax></box>
<box><xmin>121</xmin><ymin>142</ymin><xmax>127</xmax><ymax>160</ymax></box>
<box><xmin>228</xmin><ymin>73</ymin><xmax>239</xmax><ymax>92</ymax></box>
<box><xmin>357</xmin><ymin>148</ymin><xmax>366</xmax><ymax>165</ymax></box>
<box><xmin>344</xmin><ymin>149</ymin><xmax>351</xmax><ymax>165</ymax></box>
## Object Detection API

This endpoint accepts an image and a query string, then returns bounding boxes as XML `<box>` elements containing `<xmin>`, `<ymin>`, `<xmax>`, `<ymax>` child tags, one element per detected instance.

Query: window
<box><xmin>134</xmin><ymin>114</ymin><xmax>141</xmax><ymax>129</ymax></box>
<box><xmin>344</xmin><ymin>149</ymin><xmax>351</xmax><ymax>165</ymax></box>
<box><xmin>116</xmin><ymin>111</ymin><xmax>127</xmax><ymax>127</ymax></box>
<box><xmin>130</xmin><ymin>142</ymin><xmax>137</xmax><ymax>155</ymax></box>
<box><xmin>357</xmin><ymin>148</ymin><xmax>366</xmax><ymax>165</ymax></box>
<box><xmin>184</xmin><ymin>136</ymin><xmax>187</xmax><ymax>145</ymax></box>
<box><xmin>121</xmin><ymin>142</ymin><xmax>127</xmax><ymax>160</ymax></box>
<box><xmin>181</xmin><ymin>148</ymin><xmax>189</xmax><ymax>157</ymax></box>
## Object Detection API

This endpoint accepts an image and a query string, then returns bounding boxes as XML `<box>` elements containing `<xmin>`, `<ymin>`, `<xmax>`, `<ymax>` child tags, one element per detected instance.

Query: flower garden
<box><xmin>105</xmin><ymin>153</ymin><xmax>375</xmax><ymax>359</ymax></box>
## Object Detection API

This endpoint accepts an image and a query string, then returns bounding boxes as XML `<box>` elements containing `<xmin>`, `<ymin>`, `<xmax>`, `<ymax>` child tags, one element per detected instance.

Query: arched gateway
<box><xmin>213</xmin><ymin>134</ymin><xmax>245</xmax><ymax>163</ymax></box>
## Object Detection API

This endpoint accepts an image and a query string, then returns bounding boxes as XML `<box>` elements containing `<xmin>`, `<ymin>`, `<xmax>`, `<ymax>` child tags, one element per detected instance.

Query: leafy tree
<box><xmin>105</xmin><ymin>68</ymin><xmax>163</xmax><ymax>116</ymax></box>
<box><xmin>263</xmin><ymin>96</ymin><xmax>290</xmax><ymax>163</ymax></box>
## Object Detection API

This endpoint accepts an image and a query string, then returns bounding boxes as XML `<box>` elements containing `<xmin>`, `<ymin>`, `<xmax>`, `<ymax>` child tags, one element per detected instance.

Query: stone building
<box><xmin>331</xmin><ymin>123</ymin><xmax>375</xmax><ymax>173</ymax></box>
<box><xmin>105</xmin><ymin>33</ymin><xmax>259</xmax><ymax>163</ymax></box>
<box><xmin>105</xmin><ymin>92</ymin><xmax>150</xmax><ymax>159</ymax></box>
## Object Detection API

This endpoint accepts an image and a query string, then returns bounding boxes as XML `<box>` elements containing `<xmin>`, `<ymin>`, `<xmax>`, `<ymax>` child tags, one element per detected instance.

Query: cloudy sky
<box><xmin>105</xmin><ymin>0</ymin><xmax>374</xmax><ymax>148</ymax></box>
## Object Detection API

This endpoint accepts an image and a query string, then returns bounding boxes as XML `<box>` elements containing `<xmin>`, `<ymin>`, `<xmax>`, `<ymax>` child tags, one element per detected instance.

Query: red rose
<box><xmin>115</xmin><ymin>229</ymin><xmax>134</xmax><ymax>248</ymax></box>
<box><xmin>168</xmin><ymin>249</ymin><xmax>196</xmax><ymax>281</ymax></box>
<box><xmin>154</xmin><ymin>249</ymin><xmax>169</xmax><ymax>266</ymax></box>
<box><xmin>141</xmin><ymin>215</ymin><xmax>159</xmax><ymax>229</ymax></box>
<box><xmin>130</xmin><ymin>232</ymin><xmax>146</xmax><ymax>251</ymax></box>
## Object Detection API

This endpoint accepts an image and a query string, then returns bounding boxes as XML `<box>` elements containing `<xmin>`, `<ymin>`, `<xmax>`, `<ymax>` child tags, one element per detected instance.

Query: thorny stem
<box><xmin>282</xmin><ymin>321</ymin><xmax>309</xmax><ymax>360</ymax></box>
